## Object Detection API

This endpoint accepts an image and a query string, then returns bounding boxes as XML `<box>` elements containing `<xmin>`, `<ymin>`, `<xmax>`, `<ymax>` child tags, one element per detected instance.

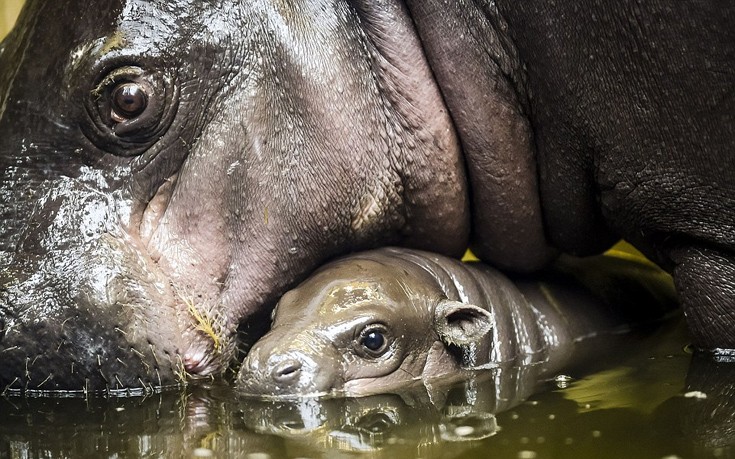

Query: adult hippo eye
<box><xmin>356</xmin><ymin>324</ymin><xmax>391</xmax><ymax>358</ymax></box>
<box><xmin>110</xmin><ymin>82</ymin><xmax>148</xmax><ymax>122</ymax></box>
<box><xmin>84</xmin><ymin>64</ymin><xmax>178</xmax><ymax>157</ymax></box>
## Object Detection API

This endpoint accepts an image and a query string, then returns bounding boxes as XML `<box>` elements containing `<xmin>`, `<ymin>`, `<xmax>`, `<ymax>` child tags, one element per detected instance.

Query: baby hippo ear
<box><xmin>434</xmin><ymin>300</ymin><xmax>493</xmax><ymax>347</ymax></box>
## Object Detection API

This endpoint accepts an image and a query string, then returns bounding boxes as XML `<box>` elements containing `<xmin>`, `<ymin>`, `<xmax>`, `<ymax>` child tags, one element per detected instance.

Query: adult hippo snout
<box><xmin>0</xmin><ymin>180</ymin><xmax>191</xmax><ymax>394</ymax></box>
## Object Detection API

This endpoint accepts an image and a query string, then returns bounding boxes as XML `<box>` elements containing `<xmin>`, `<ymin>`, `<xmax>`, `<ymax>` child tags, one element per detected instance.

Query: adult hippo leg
<box><xmin>402</xmin><ymin>0</ymin><xmax>735</xmax><ymax>351</ymax></box>
<box><xmin>672</xmin><ymin>248</ymin><xmax>735</xmax><ymax>352</ymax></box>
<box><xmin>491</xmin><ymin>1</ymin><xmax>735</xmax><ymax>352</ymax></box>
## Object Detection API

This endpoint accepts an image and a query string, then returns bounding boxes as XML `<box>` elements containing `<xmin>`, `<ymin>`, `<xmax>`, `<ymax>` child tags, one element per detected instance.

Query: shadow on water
<box><xmin>1</xmin><ymin>318</ymin><xmax>733</xmax><ymax>459</ymax></box>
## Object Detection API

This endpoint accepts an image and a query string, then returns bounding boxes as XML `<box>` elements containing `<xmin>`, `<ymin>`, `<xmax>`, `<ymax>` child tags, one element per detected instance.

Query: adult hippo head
<box><xmin>1</xmin><ymin>0</ymin><xmax>733</xmax><ymax>393</ymax></box>
<box><xmin>0</xmin><ymin>0</ymin><xmax>468</xmax><ymax>394</ymax></box>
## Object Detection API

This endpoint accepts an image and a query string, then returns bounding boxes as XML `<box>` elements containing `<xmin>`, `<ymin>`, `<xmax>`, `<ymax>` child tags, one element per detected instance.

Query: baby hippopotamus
<box><xmin>237</xmin><ymin>248</ymin><xmax>676</xmax><ymax>397</ymax></box>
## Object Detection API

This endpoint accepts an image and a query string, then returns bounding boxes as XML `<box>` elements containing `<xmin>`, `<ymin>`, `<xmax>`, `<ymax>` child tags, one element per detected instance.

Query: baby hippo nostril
<box><xmin>271</xmin><ymin>359</ymin><xmax>302</xmax><ymax>384</ymax></box>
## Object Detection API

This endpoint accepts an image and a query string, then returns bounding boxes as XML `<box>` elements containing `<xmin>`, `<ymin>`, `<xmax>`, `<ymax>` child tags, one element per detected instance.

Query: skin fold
<box><xmin>0</xmin><ymin>0</ymin><xmax>732</xmax><ymax>394</ymax></box>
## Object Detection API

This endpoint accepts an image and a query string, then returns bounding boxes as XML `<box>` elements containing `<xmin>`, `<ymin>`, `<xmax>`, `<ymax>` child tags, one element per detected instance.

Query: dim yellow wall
<box><xmin>1</xmin><ymin>0</ymin><xmax>24</xmax><ymax>40</ymax></box>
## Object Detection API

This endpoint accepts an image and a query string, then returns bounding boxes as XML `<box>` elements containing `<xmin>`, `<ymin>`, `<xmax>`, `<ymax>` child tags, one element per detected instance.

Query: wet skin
<box><xmin>0</xmin><ymin>0</ymin><xmax>732</xmax><ymax>394</ymax></box>
<box><xmin>237</xmin><ymin>248</ymin><xmax>677</xmax><ymax>397</ymax></box>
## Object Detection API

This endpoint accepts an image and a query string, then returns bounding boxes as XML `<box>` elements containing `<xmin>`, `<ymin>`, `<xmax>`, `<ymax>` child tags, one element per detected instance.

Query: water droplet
<box><xmin>554</xmin><ymin>374</ymin><xmax>573</xmax><ymax>388</ymax></box>
<box><xmin>454</xmin><ymin>426</ymin><xmax>475</xmax><ymax>437</ymax></box>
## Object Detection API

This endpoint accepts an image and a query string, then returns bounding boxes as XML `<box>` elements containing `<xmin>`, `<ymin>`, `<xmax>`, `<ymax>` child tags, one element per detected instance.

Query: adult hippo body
<box><xmin>0</xmin><ymin>0</ymin><xmax>732</xmax><ymax>394</ymax></box>
<box><xmin>238</xmin><ymin>248</ymin><xmax>676</xmax><ymax>397</ymax></box>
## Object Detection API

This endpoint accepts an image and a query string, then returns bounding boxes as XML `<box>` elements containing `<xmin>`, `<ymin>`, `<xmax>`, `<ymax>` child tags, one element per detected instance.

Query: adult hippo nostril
<box><xmin>271</xmin><ymin>359</ymin><xmax>303</xmax><ymax>384</ymax></box>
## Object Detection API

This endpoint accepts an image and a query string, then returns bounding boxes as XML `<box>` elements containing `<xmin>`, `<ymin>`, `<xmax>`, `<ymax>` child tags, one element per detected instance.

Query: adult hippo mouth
<box><xmin>1</xmin><ymin>0</ymin><xmax>733</xmax><ymax>394</ymax></box>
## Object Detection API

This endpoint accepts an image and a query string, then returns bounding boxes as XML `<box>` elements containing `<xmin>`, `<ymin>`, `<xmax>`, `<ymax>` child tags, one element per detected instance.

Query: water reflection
<box><xmin>0</xmin><ymin>368</ymin><xmax>535</xmax><ymax>459</ymax></box>
<box><xmin>1</xmin><ymin>327</ymin><xmax>733</xmax><ymax>459</ymax></box>
<box><xmin>238</xmin><ymin>370</ymin><xmax>521</xmax><ymax>459</ymax></box>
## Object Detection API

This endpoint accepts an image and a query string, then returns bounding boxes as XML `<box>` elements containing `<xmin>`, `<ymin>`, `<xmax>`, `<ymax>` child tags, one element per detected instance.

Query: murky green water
<box><xmin>1</xmin><ymin>5</ymin><xmax>734</xmax><ymax>458</ymax></box>
<box><xmin>2</xmin><ymin>318</ymin><xmax>733</xmax><ymax>459</ymax></box>
<box><xmin>0</xmin><ymin>0</ymin><xmax>22</xmax><ymax>40</ymax></box>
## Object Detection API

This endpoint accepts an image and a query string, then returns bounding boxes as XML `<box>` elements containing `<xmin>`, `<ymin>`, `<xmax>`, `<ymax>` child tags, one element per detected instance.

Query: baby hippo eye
<box><xmin>363</xmin><ymin>331</ymin><xmax>384</xmax><ymax>351</ymax></box>
<box><xmin>357</xmin><ymin>324</ymin><xmax>390</xmax><ymax>358</ymax></box>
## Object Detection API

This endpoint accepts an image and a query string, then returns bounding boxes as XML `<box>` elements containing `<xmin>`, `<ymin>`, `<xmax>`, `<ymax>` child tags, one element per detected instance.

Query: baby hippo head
<box><xmin>236</xmin><ymin>251</ymin><xmax>493</xmax><ymax>398</ymax></box>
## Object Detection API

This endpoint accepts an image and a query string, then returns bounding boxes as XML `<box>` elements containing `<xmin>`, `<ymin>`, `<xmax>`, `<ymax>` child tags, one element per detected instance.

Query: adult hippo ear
<box><xmin>434</xmin><ymin>300</ymin><xmax>494</xmax><ymax>347</ymax></box>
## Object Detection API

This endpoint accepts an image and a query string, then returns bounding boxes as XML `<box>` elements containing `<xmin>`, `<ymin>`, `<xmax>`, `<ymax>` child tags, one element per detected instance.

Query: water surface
<box><xmin>2</xmin><ymin>318</ymin><xmax>732</xmax><ymax>459</ymax></box>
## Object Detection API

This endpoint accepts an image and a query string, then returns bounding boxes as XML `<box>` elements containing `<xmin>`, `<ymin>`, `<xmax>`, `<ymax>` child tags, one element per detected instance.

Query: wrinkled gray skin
<box><xmin>238</xmin><ymin>248</ymin><xmax>676</xmax><ymax>397</ymax></box>
<box><xmin>0</xmin><ymin>0</ymin><xmax>732</xmax><ymax>394</ymax></box>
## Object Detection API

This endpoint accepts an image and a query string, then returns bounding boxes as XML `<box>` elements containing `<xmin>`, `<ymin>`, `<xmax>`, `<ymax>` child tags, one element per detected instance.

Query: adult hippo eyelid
<box><xmin>82</xmin><ymin>63</ymin><xmax>179</xmax><ymax>157</ymax></box>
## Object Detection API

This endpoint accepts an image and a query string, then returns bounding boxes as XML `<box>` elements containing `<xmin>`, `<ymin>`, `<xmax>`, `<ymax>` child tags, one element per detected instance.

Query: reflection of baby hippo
<box><xmin>237</xmin><ymin>248</ymin><xmax>676</xmax><ymax>397</ymax></box>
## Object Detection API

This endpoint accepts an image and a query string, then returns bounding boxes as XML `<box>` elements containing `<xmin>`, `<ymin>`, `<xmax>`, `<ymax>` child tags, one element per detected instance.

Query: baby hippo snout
<box><xmin>238</xmin><ymin>343</ymin><xmax>341</xmax><ymax>397</ymax></box>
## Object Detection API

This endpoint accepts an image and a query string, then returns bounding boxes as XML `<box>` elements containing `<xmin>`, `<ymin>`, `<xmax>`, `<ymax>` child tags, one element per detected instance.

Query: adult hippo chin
<box><xmin>0</xmin><ymin>0</ymin><xmax>732</xmax><ymax>394</ymax></box>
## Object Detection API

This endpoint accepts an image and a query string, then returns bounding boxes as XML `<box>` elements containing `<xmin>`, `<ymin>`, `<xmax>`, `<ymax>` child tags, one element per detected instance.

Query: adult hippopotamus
<box><xmin>237</xmin><ymin>248</ymin><xmax>676</xmax><ymax>397</ymax></box>
<box><xmin>0</xmin><ymin>0</ymin><xmax>732</xmax><ymax>394</ymax></box>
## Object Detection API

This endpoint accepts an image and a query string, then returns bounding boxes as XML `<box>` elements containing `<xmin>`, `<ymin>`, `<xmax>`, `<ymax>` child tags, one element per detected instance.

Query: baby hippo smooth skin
<box><xmin>237</xmin><ymin>248</ymin><xmax>675</xmax><ymax>397</ymax></box>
